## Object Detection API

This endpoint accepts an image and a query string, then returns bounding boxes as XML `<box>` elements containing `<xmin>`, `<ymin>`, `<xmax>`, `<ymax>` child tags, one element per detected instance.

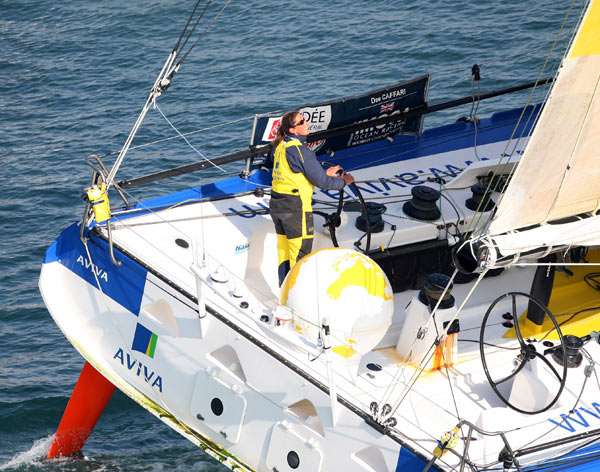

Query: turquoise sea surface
<box><xmin>0</xmin><ymin>0</ymin><xmax>586</xmax><ymax>469</ymax></box>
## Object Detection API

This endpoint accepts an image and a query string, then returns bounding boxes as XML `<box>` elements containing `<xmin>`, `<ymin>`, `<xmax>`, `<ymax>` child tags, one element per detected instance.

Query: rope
<box><xmin>431</xmin><ymin>305</ymin><xmax>463</xmax><ymax>423</ymax></box>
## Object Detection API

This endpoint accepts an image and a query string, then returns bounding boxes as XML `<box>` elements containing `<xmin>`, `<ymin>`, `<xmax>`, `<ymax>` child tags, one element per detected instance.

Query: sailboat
<box><xmin>39</xmin><ymin>0</ymin><xmax>600</xmax><ymax>470</ymax></box>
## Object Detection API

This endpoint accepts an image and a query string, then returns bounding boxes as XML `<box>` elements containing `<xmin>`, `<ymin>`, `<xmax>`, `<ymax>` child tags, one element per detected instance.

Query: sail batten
<box><xmin>488</xmin><ymin>0</ymin><xmax>600</xmax><ymax>239</ymax></box>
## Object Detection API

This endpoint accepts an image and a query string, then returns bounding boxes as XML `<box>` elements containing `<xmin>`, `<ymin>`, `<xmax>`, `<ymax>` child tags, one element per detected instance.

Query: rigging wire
<box><xmin>156</xmin><ymin>104</ymin><xmax>228</xmax><ymax>173</ymax></box>
<box><xmin>93</xmin><ymin>61</ymin><xmax>556</xmax><ymax>168</ymax></box>
<box><xmin>100</xmin><ymin>116</ymin><xmax>256</xmax><ymax>159</ymax></box>
<box><xmin>71</xmin><ymin>0</ymin><xmax>584</xmax><ymax>181</ymax></box>
<box><xmin>176</xmin><ymin>0</ymin><xmax>233</xmax><ymax>68</ymax></box>
<box><xmin>101</xmin><ymin>99</ymin><xmax>536</xmax><ymax>187</ymax></box>
<box><xmin>173</xmin><ymin>0</ymin><xmax>212</xmax><ymax>59</ymax></box>
<box><xmin>386</xmin><ymin>269</ymin><xmax>487</xmax><ymax>418</ymax></box>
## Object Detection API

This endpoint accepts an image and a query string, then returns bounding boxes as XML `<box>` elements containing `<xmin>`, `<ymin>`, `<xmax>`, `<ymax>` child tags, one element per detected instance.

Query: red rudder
<box><xmin>47</xmin><ymin>361</ymin><xmax>115</xmax><ymax>459</ymax></box>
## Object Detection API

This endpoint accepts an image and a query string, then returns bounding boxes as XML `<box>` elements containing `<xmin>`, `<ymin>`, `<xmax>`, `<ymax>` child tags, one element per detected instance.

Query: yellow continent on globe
<box><xmin>327</xmin><ymin>252</ymin><xmax>392</xmax><ymax>301</ymax></box>
<box><xmin>280</xmin><ymin>249</ymin><xmax>392</xmax><ymax>305</ymax></box>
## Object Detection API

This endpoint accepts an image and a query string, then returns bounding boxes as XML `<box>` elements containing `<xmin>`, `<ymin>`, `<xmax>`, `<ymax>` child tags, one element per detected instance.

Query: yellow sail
<box><xmin>489</xmin><ymin>0</ymin><xmax>600</xmax><ymax>237</ymax></box>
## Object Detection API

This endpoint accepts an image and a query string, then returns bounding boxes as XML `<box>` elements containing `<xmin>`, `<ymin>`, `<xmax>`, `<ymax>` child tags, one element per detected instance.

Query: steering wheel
<box><xmin>479</xmin><ymin>292</ymin><xmax>568</xmax><ymax>415</ymax></box>
<box><xmin>313</xmin><ymin>173</ymin><xmax>371</xmax><ymax>252</ymax></box>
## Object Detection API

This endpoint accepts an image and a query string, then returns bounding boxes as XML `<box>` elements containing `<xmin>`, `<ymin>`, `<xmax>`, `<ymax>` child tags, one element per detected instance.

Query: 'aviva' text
<box><xmin>113</xmin><ymin>348</ymin><xmax>163</xmax><ymax>392</ymax></box>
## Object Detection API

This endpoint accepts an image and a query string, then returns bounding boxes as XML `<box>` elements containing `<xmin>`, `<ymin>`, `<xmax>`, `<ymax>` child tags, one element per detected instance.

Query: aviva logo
<box><xmin>131</xmin><ymin>323</ymin><xmax>158</xmax><ymax>358</ymax></box>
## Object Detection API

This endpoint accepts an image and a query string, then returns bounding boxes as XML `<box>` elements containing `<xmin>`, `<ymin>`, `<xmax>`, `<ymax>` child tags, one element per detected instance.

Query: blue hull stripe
<box><xmin>44</xmin><ymin>223</ymin><xmax>146</xmax><ymax>316</ymax></box>
<box><xmin>328</xmin><ymin>104</ymin><xmax>539</xmax><ymax>171</ymax></box>
<box><xmin>523</xmin><ymin>440</ymin><xmax>600</xmax><ymax>471</ymax></box>
<box><xmin>396</xmin><ymin>446</ymin><xmax>428</xmax><ymax>470</ymax></box>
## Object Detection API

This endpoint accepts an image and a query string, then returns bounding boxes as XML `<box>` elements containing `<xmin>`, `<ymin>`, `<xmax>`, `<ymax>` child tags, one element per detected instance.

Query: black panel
<box><xmin>369</xmin><ymin>238</ymin><xmax>502</xmax><ymax>293</ymax></box>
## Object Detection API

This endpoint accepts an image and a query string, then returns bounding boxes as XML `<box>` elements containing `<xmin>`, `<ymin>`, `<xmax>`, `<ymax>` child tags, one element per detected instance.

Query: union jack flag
<box><xmin>380</xmin><ymin>102</ymin><xmax>394</xmax><ymax>113</ymax></box>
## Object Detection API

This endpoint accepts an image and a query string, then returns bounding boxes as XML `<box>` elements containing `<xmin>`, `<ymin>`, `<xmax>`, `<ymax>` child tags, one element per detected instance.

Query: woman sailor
<box><xmin>270</xmin><ymin>110</ymin><xmax>355</xmax><ymax>286</ymax></box>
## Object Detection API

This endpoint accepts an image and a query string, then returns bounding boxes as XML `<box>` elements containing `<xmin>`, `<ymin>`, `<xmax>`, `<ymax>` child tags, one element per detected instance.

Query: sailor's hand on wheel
<box><xmin>343</xmin><ymin>173</ymin><xmax>355</xmax><ymax>185</ymax></box>
<box><xmin>326</xmin><ymin>165</ymin><xmax>343</xmax><ymax>177</ymax></box>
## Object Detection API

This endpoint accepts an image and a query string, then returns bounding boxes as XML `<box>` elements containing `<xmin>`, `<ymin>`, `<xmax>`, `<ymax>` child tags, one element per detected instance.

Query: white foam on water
<box><xmin>0</xmin><ymin>434</ymin><xmax>54</xmax><ymax>470</ymax></box>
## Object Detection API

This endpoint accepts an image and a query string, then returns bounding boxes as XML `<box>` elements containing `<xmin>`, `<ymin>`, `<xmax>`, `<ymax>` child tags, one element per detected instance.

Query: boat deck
<box><xmin>103</xmin><ymin>184</ymin><xmax>600</xmax><ymax>469</ymax></box>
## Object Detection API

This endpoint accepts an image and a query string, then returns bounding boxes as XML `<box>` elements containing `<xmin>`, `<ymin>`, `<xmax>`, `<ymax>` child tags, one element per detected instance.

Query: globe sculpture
<box><xmin>280</xmin><ymin>248</ymin><xmax>394</xmax><ymax>361</ymax></box>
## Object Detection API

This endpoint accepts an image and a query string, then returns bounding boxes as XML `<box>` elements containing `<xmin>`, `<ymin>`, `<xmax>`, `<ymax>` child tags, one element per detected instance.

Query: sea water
<box><xmin>0</xmin><ymin>0</ymin><xmax>586</xmax><ymax>469</ymax></box>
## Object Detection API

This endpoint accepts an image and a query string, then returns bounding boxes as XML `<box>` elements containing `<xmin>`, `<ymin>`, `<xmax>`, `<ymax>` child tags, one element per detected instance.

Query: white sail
<box><xmin>488</xmin><ymin>0</ymin><xmax>600</xmax><ymax>244</ymax></box>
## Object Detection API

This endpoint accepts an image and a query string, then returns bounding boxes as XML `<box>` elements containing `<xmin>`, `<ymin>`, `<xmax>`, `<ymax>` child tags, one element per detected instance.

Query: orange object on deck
<box><xmin>432</xmin><ymin>332</ymin><xmax>457</xmax><ymax>372</ymax></box>
<box><xmin>47</xmin><ymin>361</ymin><xmax>115</xmax><ymax>459</ymax></box>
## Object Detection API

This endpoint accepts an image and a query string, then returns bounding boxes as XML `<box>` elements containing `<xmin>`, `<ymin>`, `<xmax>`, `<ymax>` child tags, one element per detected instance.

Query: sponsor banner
<box><xmin>253</xmin><ymin>74</ymin><xmax>430</xmax><ymax>155</ymax></box>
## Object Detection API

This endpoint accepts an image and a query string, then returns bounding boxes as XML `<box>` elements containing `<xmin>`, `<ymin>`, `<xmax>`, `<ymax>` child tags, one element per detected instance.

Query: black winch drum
<box><xmin>403</xmin><ymin>186</ymin><xmax>441</xmax><ymax>221</ymax></box>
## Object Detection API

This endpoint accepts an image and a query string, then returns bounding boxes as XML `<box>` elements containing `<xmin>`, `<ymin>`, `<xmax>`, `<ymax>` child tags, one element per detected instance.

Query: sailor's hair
<box><xmin>272</xmin><ymin>110</ymin><xmax>301</xmax><ymax>148</ymax></box>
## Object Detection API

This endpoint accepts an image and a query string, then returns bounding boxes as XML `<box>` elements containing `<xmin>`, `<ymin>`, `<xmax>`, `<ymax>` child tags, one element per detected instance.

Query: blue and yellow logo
<box><xmin>131</xmin><ymin>323</ymin><xmax>158</xmax><ymax>358</ymax></box>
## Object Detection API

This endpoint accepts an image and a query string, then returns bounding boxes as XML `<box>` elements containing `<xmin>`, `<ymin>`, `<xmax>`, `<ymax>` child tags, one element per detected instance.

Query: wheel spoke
<box><xmin>532</xmin><ymin>351</ymin><xmax>563</xmax><ymax>382</ymax></box>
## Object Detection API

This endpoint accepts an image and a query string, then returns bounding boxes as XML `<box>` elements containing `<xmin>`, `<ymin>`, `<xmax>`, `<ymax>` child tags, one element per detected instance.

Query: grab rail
<box><xmin>79</xmin><ymin>154</ymin><xmax>127</xmax><ymax>266</ymax></box>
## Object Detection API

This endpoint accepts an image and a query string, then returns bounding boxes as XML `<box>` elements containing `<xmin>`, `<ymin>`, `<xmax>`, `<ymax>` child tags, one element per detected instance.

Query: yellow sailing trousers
<box><xmin>270</xmin><ymin>191</ymin><xmax>314</xmax><ymax>286</ymax></box>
